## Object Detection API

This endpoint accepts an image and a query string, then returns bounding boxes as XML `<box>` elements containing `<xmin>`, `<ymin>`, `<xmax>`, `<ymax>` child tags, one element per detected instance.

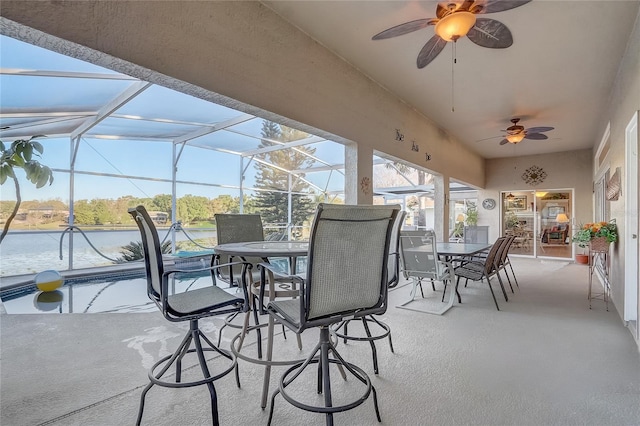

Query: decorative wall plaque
<box><xmin>521</xmin><ymin>165</ymin><xmax>547</xmax><ymax>186</ymax></box>
<box><xmin>360</xmin><ymin>176</ymin><xmax>371</xmax><ymax>195</ymax></box>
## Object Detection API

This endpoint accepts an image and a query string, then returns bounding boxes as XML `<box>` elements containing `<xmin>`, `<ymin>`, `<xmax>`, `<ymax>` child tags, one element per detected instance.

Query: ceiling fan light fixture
<box><xmin>434</xmin><ymin>11</ymin><xmax>476</xmax><ymax>42</ymax></box>
<box><xmin>506</xmin><ymin>133</ymin><xmax>526</xmax><ymax>144</ymax></box>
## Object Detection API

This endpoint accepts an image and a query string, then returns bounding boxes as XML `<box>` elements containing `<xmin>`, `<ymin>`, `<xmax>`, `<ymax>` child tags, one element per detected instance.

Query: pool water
<box><xmin>0</xmin><ymin>270</ymin><xmax>241</xmax><ymax>314</ymax></box>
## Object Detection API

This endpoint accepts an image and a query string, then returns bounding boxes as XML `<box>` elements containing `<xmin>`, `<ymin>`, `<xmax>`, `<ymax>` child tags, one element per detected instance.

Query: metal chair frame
<box><xmin>265</xmin><ymin>203</ymin><xmax>400</xmax><ymax>426</ymax></box>
<box><xmin>129</xmin><ymin>206</ymin><xmax>248</xmax><ymax>426</ymax></box>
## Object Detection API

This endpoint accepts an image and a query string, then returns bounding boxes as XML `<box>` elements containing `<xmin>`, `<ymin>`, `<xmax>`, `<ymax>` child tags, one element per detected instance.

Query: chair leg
<box><xmin>193</xmin><ymin>329</ymin><xmax>220</xmax><ymax>426</ymax></box>
<box><xmin>268</xmin><ymin>327</ymin><xmax>380</xmax><ymax>426</ymax></box>
<box><xmin>261</xmin><ymin>315</ymin><xmax>276</xmax><ymax>409</ymax></box>
<box><xmin>503</xmin><ymin>268</ymin><xmax>515</xmax><ymax>293</ymax></box>
<box><xmin>508</xmin><ymin>261</ymin><xmax>519</xmax><ymax>288</ymax></box>
<box><xmin>495</xmin><ymin>272</ymin><xmax>508</xmax><ymax>302</ymax></box>
<box><xmin>361</xmin><ymin>317</ymin><xmax>379</xmax><ymax>374</ymax></box>
<box><xmin>137</xmin><ymin>320</ymin><xmax>236</xmax><ymax>426</ymax></box>
<box><xmin>484</xmin><ymin>276</ymin><xmax>500</xmax><ymax>311</ymax></box>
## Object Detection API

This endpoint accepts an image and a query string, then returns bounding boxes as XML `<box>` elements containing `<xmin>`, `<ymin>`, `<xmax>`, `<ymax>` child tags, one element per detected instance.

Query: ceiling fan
<box><xmin>492</xmin><ymin>118</ymin><xmax>554</xmax><ymax>145</ymax></box>
<box><xmin>372</xmin><ymin>0</ymin><xmax>531</xmax><ymax>68</ymax></box>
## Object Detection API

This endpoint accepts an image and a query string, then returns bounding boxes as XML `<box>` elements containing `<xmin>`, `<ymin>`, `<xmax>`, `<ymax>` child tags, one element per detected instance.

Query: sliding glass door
<box><xmin>502</xmin><ymin>190</ymin><xmax>573</xmax><ymax>259</ymax></box>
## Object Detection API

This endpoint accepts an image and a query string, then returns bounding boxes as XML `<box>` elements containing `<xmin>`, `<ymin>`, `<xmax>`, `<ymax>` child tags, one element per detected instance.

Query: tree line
<box><xmin>0</xmin><ymin>121</ymin><xmax>320</xmax><ymax>229</ymax></box>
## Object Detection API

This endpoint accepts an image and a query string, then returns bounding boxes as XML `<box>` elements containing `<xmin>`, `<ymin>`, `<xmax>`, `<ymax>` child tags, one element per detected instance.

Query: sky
<box><xmin>0</xmin><ymin>35</ymin><xmax>347</xmax><ymax>204</ymax></box>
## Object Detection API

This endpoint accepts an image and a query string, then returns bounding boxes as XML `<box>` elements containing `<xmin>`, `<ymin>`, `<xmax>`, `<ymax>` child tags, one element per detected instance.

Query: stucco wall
<box><xmin>593</xmin><ymin>11</ymin><xmax>640</xmax><ymax>330</ymax></box>
<box><xmin>0</xmin><ymin>0</ymin><xmax>485</xmax><ymax>189</ymax></box>
<box><xmin>481</xmin><ymin>149</ymin><xmax>593</xmax><ymax>243</ymax></box>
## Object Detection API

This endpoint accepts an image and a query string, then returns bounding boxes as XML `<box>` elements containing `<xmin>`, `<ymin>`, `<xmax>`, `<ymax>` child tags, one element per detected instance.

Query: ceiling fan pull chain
<box><xmin>451</xmin><ymin>41</ymin><xmax>456</xmax><ymax>112</ymax></box>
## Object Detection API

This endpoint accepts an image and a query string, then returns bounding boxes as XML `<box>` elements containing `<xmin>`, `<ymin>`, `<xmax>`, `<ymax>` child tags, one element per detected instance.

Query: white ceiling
<box><xmin>264</xmin><ymin>0</ymin><xmax>639</xmax><ymax>159</ymax></box>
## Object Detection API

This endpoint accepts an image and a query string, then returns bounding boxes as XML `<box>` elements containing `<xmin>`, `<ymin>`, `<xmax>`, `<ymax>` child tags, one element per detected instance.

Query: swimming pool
<box><xmin>0</xmin><ymin>270</ymin><xmax>239</xmax><ymax>314</ymax></box>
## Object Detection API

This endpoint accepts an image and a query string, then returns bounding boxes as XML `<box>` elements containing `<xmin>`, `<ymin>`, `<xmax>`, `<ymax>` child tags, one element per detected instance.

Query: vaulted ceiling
<box><xmin>264</xmin><ymin>0</ymin><xmax>639</xmax><ymax>159</ymax></box>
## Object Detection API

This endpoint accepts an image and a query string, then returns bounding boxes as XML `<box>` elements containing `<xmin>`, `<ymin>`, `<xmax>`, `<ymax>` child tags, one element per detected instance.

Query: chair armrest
<box><xmin>256</xmin><ymin>262</ymin><xmax>305</xmax><ymax>314</ymax></box>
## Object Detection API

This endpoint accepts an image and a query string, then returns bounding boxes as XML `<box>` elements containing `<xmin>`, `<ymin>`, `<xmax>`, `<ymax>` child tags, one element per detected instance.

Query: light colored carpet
<box><xmin>1</xmin><ymin>258</ymin><xmax>639</xmax><ymax>425</ymax></box>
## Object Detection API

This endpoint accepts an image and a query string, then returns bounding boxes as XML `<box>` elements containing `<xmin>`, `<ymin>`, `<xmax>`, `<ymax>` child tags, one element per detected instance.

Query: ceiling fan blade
<box><xmin>475</xmin><ymin>0</ymin><xmax>532</xmax><ymax>14</ymax></box>
<box><xmin>372</xmin><ymin>19</ymin><xmax>434</xmax><ymax>40</ymax></box>
<box><xmin>526</xmin><ymin>126</ymin><xmax>554</xmax><ymax>133</ymax></box>
<box><xmin>417</xmin><ymin>36</ymin><xmax>447</xmax><ymax>68</ymax></box>
<box><xmin>524</xmin><ymin>133</ymin><xmax>549</xmax><ymax>140</ymax></box>
<box><xmin>467</xmin><ymin>18</ymin><xmax>513</xmax><ymax>48</ymax></box>
<box><xmin>499</xmin><ymin>138</ymin><xmax>509</xmax><ymax>145</ymax></box>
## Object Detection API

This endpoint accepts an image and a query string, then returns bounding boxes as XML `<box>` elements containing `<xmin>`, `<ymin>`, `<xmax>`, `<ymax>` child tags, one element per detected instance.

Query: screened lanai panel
<box><xmin>0</xmin><ymin>117</ymin><xmax>88</xmax><ymax>139</ymax></box>
<box><xmin>302</xmin><ymin>140</ymin><xmax>345</xmax><ymax>166</ymax></box>
<box><xmin>31</xmin><ymin>137</ymin><xmax>70</xmax><ymax>170</ymax></box>
<box><xmin>188</xmin><ymin>129</ymin><xmax>263</xmax><ymax>152</ymax></box>
<box><xmin>304</xmin><ymin>169</ymin><xmax>345</xmax><ymax>194</ymax></box>
<box><xmin>72</xmin><ymin>174</ymin><xmax>171</xmax><ymax>206</ymax></box>
<box><xmin>115</xmin><ymin>84</ymin><xmax>246</xmax><ymax>125</ymax></box>
<box><xmin>225</xmin><ymin>118</ymin><xmax>308</xmax><ymax>140</ymax></box>
<box><xmin>176</xmin><ymin>145</ymin><xmax>241</xmax><ymax>187</ymax></box>
<box><xmin>88</xmin><ymin>116</ymin><xmax>202</xmax><ymax>140</ymax></box>
<box><xmin>0</xmin><ymin>75</ymin><xmax>134</xmax><ymax>111</ymax></box>
<box><xmin>74</xmin><ymin>138</ymin><xmax>173</xmax><ymax>179</ymax></box>
<box><xmin>1</xmin><ymin>35</ymin><xmax>121</xmax><ymax>74</ymax></box>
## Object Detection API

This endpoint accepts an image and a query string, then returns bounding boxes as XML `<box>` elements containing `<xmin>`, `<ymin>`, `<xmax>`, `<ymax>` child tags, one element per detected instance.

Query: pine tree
<box><xmin>253</xmin><ymin>121</ymin><xmax>316</xmax><ymax>235</ymax></box>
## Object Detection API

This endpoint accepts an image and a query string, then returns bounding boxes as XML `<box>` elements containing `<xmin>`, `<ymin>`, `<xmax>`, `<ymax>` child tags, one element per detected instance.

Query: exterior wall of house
<box><xmin>481</xmin><ymin>149</ymin><xmax>594</xmax><ymax>243</ymax></box>
<box><xmin>593</xmin><ymin>12</ymin><xmax>640</xmax><ymax>340</ymax></box>
<box><xmin>0</xmin><ymin>0</ymin><xmax>485</xmax><ymax>193</ymax></box>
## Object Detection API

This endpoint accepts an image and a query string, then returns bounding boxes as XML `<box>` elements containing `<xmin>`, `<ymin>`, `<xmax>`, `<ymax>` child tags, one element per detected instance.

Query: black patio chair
<box><xmin>454</xmin><ymin>236</ymin><xmax>509</xmax><ymax>310</ymax></box>
<box><xmin>331</xmin><ymin>210</ymin><xmax>406</xmax><ymax>374</ymax></box>
<box><xmin>128</xmin><ymin>205</ymin><xmax>248</xmax><ymax>426</ymax></box>
<box><xmin>264</xmin><ymin>203</ymin><xmax>400</xmax><ymax>426</ymax></box>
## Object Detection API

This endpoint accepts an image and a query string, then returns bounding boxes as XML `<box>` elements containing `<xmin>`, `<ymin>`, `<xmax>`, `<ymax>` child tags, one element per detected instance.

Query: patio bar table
<box><xmin>213</xmin><ymin>240</ymin><xmax>309</xmax><ymax>409</ymax></box>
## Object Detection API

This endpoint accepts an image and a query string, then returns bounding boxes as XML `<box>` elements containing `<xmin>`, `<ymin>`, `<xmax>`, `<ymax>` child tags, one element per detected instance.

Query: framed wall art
<box><xmin>506</xmin><ymin>196</ymin><xmax>527</xmax><ymax>211</ymax></box>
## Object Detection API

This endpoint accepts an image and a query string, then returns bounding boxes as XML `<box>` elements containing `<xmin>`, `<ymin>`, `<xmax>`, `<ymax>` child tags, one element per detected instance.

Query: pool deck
<box><xmin>1</xmin><ymin>257</ymin><xmax>639</xmax><ymax>426</ymax></box>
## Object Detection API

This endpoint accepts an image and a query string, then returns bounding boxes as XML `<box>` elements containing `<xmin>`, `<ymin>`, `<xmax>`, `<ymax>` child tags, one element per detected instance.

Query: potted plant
<box><xmin>0</xmin><ymin>136</ymin><xmax>54</xmax><ymax>244</ymax></box>
<box><xmin>572</xmin><ymin>220</ymin><xmax>618</xmax><ymax>263</ymax></box>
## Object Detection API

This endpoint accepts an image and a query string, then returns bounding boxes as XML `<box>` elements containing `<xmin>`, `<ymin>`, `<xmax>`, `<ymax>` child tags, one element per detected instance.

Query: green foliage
<box><xmin>0</xmin><ymin>136</ymin><xmax>54</xmax><ymax>243</ymax></box>
<box><xmin>465</xmin><ymin>202</ymin><xmax>478</xmax><ymax>226</ymax></box>
<box><xmin>118</xmin><ymin>240</ymin><xmax>172</xmax><ymax>262</ymax></box>
<box><xmin>253</xmin><ymin>121</ymin><xmax>317</xmax><ymax>230</ymax></box>
<box><xmin>505</xmin><ymin>211</ymin><xmax>520</xmax><ymax>229</ymax></box>
<box><xmin>0</xmin><ymin>136</ymin><xmax>53</xmax><ymax>188</ymax></box>
<box><xmin>572</xmin><ymin>220</ymin><xmax>618</xmax><ymax>248</ymax></box>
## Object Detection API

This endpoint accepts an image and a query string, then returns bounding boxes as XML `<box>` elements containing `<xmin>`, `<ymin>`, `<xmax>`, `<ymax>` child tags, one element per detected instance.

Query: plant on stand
<box><xmin>572</xmin><ymin>220</ymin><xmax>618</xmax><ymax>263</ymax></box>
<box><xmin>0</xmin><ymin>136</ymin><xmax>54</xmax><ymax>244</ymax></box>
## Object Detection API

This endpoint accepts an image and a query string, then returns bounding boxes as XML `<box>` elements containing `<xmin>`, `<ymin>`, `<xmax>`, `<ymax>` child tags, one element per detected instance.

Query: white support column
<box><xmin>345</xmin><ymin>143</ymin><xmax>373</xmax><ymax>205</ymax></box>
<box><xmin>434</xmin><ymin>174</ymin><xmax>450</xmax><ymax>242</ymax></box>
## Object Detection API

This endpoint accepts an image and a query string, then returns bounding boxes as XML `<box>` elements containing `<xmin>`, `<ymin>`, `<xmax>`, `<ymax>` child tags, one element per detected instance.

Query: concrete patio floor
<box><xmin>1</xmin><ymin>257</ymin><xmax>639</xmax><ymax>425</ymax></box>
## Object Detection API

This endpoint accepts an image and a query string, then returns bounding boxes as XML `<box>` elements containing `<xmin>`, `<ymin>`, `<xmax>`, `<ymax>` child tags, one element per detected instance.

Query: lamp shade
<box><xmin>456</xmin><ymin>214</ymin><xmax>465</xmax><ymax>222</ymax></box>
<box><xmin>435</xmin><ymin>11</ymin><xmax>477</xmax><ymax>42</ymax></box>
<box><xmin>506</xmin><ymin>133</ymin><xmax>526</xmax><ymax>144</ymax></box>
<box><xmin>555</xmin><ymin>213</ymin><xmax>570</xmax><ymax>223</ymax></box>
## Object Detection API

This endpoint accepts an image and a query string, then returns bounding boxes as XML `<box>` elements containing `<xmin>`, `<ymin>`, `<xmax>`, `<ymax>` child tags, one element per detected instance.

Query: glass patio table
<box><xmin>212</xmin><ymin>240</ymin><xmax>309</xmax><ymax>409</ymax></box>
<box><xmin>401</xmin><ymin>242</ymin><xmax>493</xmax><ymax>315</ymax></box>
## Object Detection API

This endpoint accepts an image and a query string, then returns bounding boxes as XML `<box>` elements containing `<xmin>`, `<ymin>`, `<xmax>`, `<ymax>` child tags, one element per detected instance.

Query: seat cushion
<box><xmin>168</xmin><ymin>285</ymin><xmax>243</xmax><ymax>315</ymax></box>
<box><xmin>268</xmin><ymin>298</ymin><xmax>301</xmax><ymax>329</ymax></box>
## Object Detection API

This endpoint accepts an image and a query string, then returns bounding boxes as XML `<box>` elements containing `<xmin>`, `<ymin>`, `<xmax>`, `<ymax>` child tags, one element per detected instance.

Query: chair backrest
<box><xmin>464</xmin><ymin>225</ymin><xmax>489</xmax><ymax>244</ymax></box>
<box><xmin>215</xmin><ymin>213</ymin><xmax>264</xmax><ymax>283</ymax></box>
<box><xmin>387</xmin><ymin>211</ymin><xmax>406</xmax><ymax>288</ymax></box>
<box><xmin>399</xmin><ymin>229</ymin><xmax>442</xmax><ymax>281</ymax></box>
<box><xmin>303</xmin><ymin>203</ymin><xmax>400</xmax><ymax>325</ymax></box>
<box><xmin>499</xmin><ymin>235</ymin><xmax>516</xmax><ymax>265</ymax></box>
<box><xmin>128</xmin><ymin>206</ymin><xmax>164</xmax><ymax>301</ymax></box>
<box><xmin>215</xmin><ymin>214</ymin><xmax>264</xmax><ymax>244</ymax></box>
<box><xmin>483</xmin><ymin>237</ymin><xmax>507</xmax><ymax>274</ymax></box>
